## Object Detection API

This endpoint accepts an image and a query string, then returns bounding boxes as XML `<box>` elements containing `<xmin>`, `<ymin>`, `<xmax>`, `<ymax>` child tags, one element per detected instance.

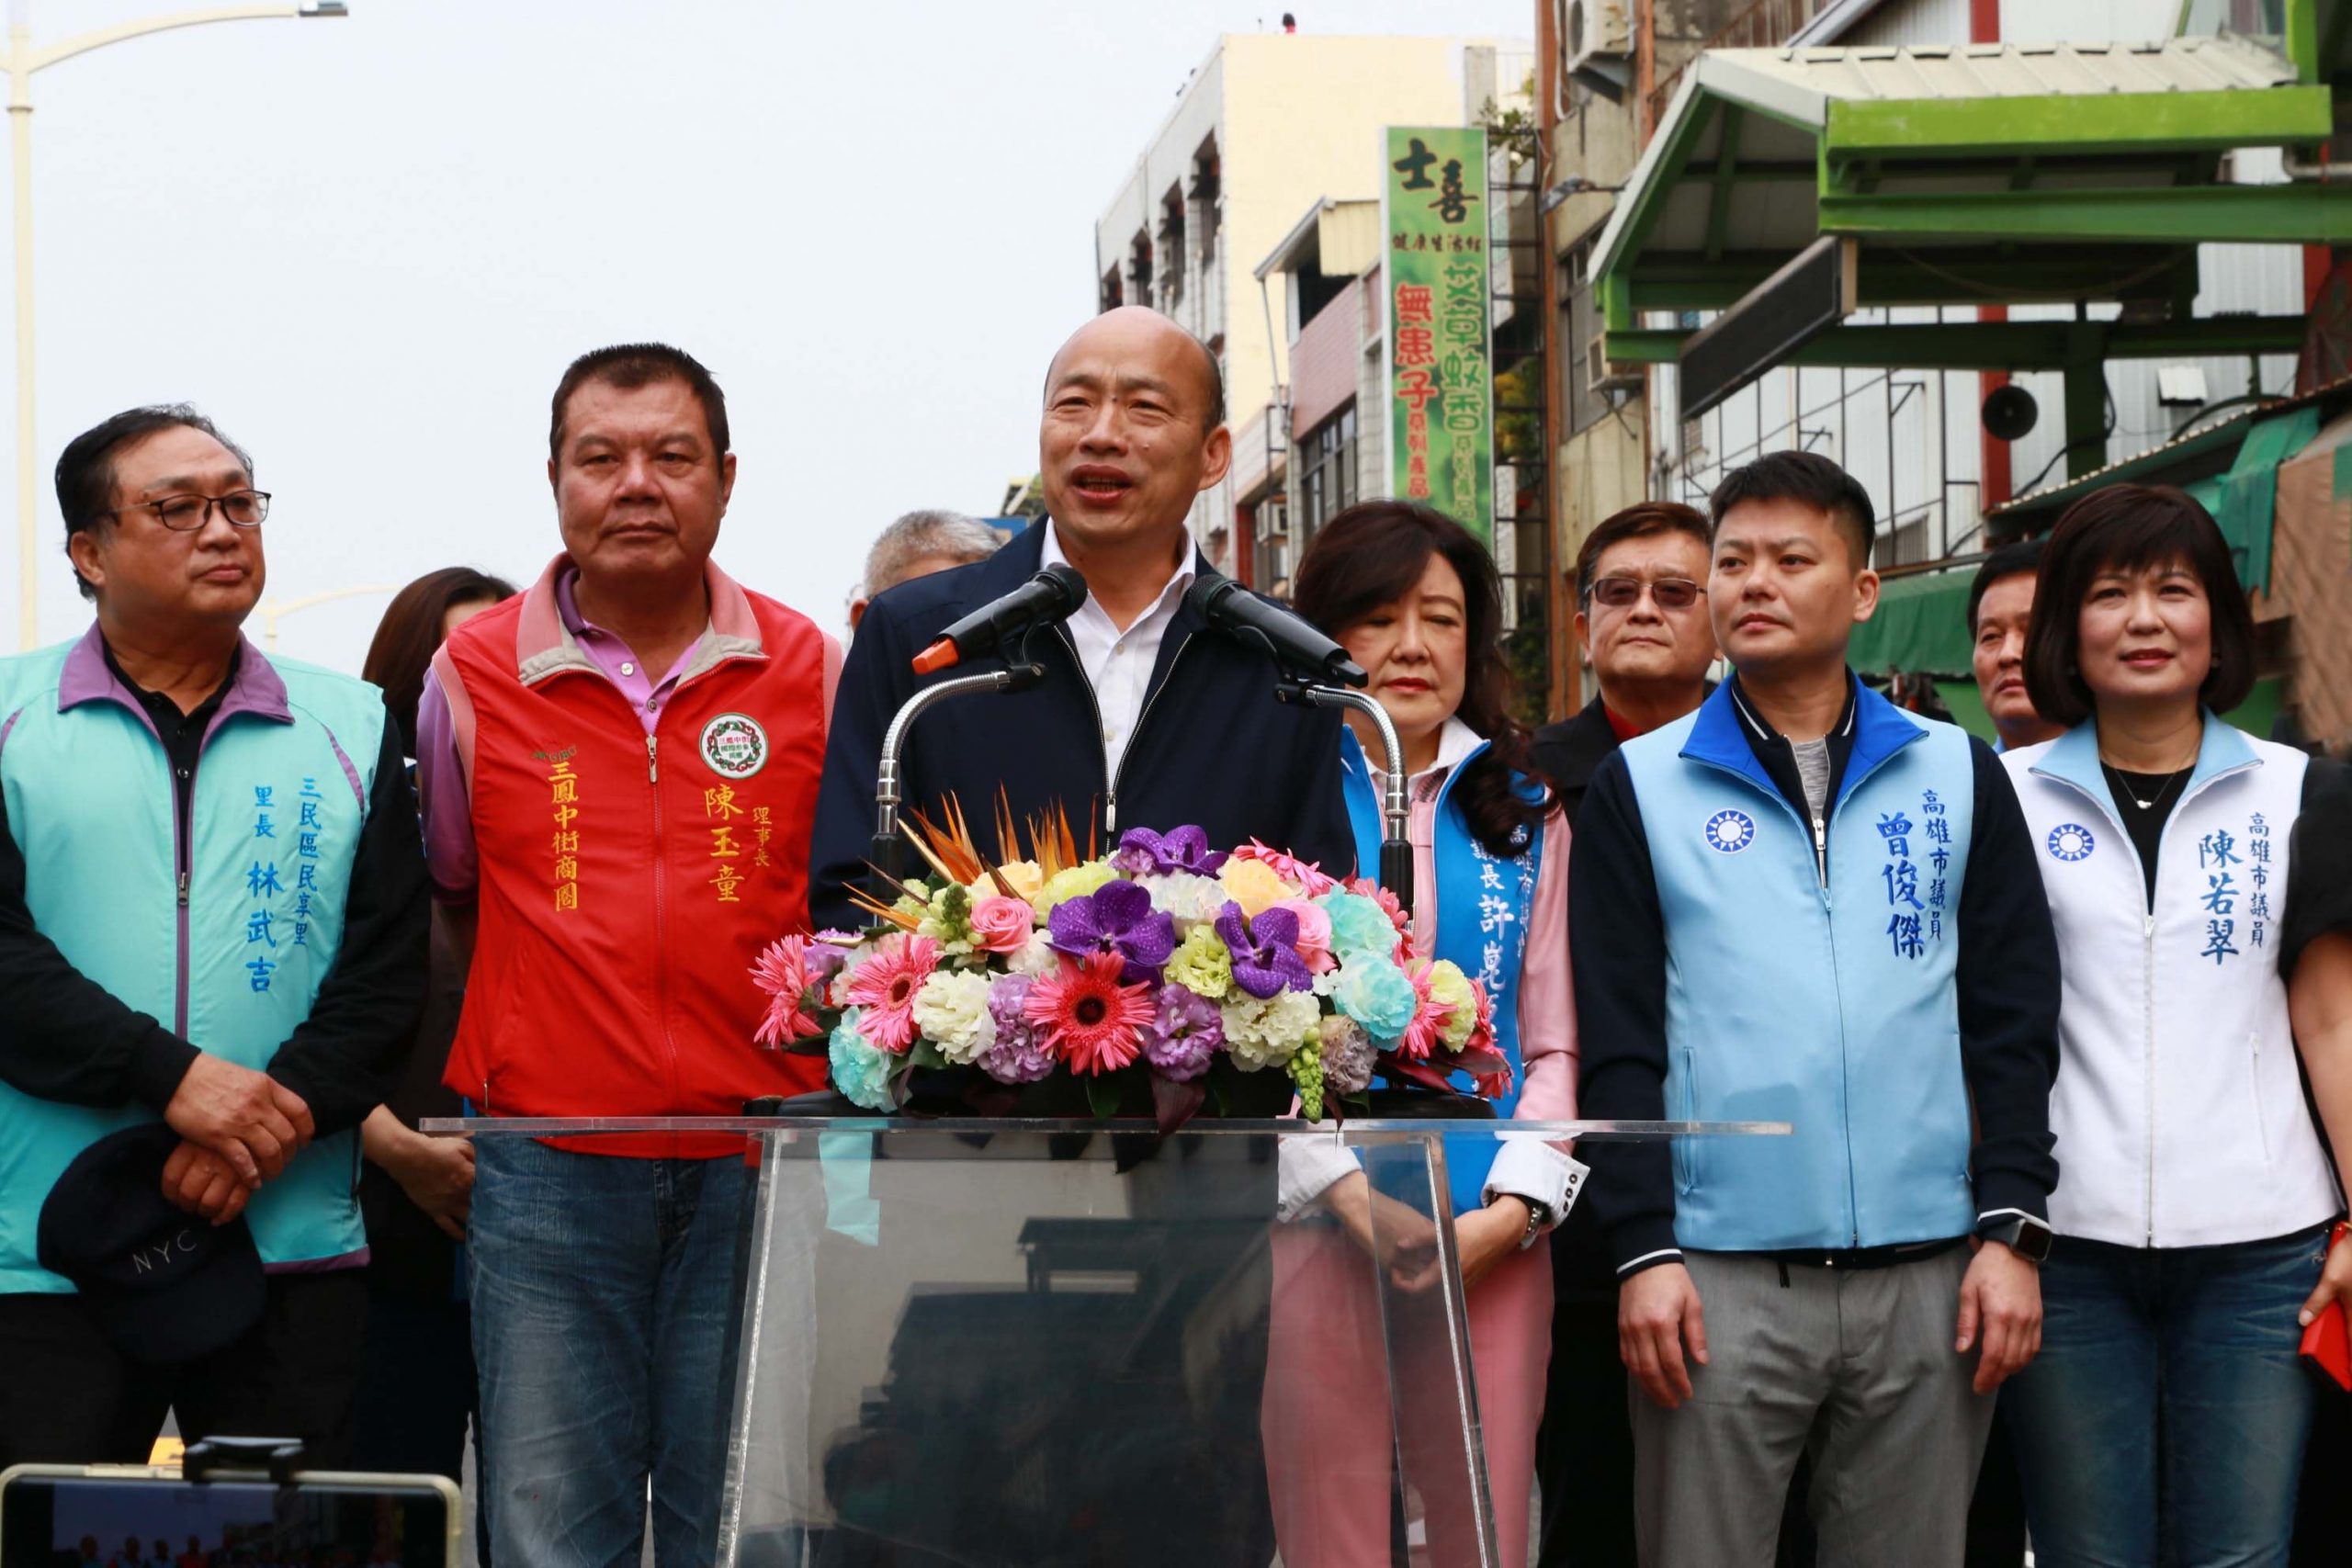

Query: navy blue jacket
<box><xmin>810</xmin><ymin>520</ymin><xmax>1355</xmax><ymax>931</ymax></box>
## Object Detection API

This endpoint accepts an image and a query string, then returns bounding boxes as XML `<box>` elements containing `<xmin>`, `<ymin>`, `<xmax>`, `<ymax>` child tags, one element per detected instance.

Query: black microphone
<box><xmin>911</xmin><ymin>563</ymin><xmax>1089</xmax><ymax>674</ymax></box>
<box><xmin>1185</xmin><ymin>574</ymin><xmax>1368</xmax><ymax>687</ymax></box>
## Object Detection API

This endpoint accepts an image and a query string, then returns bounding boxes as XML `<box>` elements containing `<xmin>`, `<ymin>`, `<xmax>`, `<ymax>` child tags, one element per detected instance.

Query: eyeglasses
<box><xmin>1588</xmin><ymin>575</ymin><xmax>1702</xmax><ymax>611</ymax></box>
<box><xmin>108</xmin><ymin>491</ymin><xmax>271</xmax><ymax>532</ymax></box>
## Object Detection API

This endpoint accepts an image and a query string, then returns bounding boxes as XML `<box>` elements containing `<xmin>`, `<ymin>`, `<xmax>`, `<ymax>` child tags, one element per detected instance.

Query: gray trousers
<box><xmin>1629</xmin><ymin>1245</ymin><xmax>1994</xmax><ymax>1568</ymax></box>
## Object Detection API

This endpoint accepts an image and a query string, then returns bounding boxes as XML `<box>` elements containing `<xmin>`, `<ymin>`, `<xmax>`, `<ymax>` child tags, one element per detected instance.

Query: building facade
<box><xmin>1538</xmin><ymin>0</ymin><xmax>2321</xmax><ymax>720</ymax></box>
<box><xmin>1092</xmin><ymin>32</ymin><xmax>1525</xmax><ymax>590</ymax></box>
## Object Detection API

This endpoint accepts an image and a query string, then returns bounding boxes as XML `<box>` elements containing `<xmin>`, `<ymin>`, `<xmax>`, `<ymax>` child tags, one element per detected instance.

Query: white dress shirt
<box><xmin>1042</xmin><ymin>524</ymin><xmax>1195</xmax><ymax>785</ymax></box>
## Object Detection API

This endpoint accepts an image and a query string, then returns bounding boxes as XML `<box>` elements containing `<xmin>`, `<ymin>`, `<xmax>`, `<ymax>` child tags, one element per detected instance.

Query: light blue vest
<box><xmin>0</xmin><ymin>635</ymin><xmax>383</xmax><ymax>1293</ymax></box>
<box><xmin>1618</xmin><ymin>679</ymin><xmax>1980</xmax><ymax>1252</ymax></box>
<box><xmin>1340</xmin><ymin>732</ymin><xmax>1545</xmax><ymax>1217</ymax></box>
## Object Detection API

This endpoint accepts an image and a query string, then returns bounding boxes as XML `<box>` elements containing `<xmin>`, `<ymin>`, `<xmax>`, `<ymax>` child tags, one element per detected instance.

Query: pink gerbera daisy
<box><xmin>1465</xmin><ymin>977</ymin><xmax>1498</xmax><ymax>1056</ymax></box>
<box><xmin>749</xmin><ymin>935</ymin><xmax>821</xmax><ymax>1045</ymax></box>
<box><xmin>1397</xmin><ymin>959</ymin><xmax>1457</xmax><ymax>1063</ymax></box>
<box><xmin>840</xmin><ymin>932</ymin><xmax>941</xmax><ymax>1054</ymax></box>
<box><xmin>1023</xmin><ymin>952</ymin><xmax>1154</xmax><ymax>1076</ymax></box>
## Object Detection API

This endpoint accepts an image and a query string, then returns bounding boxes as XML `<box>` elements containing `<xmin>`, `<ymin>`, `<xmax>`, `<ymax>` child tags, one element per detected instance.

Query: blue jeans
<box><xmin>469</xmin><ymin>1137</ymin><xmax>753</xmax><ymax>1568</ymax></box>
<box><xmin>2003</xmin><ymin>1223</ymin><xmax>2330</xmax><ymax>1568</ymax></box>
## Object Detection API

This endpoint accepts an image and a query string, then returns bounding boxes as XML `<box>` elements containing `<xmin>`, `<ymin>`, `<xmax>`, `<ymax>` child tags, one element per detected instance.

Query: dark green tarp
<box><xmin>1850</xmin><ymin>568</ymin><xmax>1974</xmax><ymax>678</ymax></box>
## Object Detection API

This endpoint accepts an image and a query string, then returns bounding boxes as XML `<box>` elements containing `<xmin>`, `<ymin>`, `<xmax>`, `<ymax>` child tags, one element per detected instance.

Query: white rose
<box><xmin>1219</xmin><ymin>988</ymin><xmax>1320</xmax><ymax>1071</ymax></box>
<box><xmin>910</xmin><ymin>968</ymin><xmax>998</xmax><ymax>1065</ymax></box>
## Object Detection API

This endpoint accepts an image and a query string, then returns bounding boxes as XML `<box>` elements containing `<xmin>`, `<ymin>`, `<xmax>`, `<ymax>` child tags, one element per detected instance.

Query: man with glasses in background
<box><xmin>1528</xmin><ymin>500</ymin><xmax>1718</xmax><ymax>1566</ymax></box>
<box><xmin>1966</xmin><ymin>539</ymin><xmax>2064</xmax><ymax>755</ymax></box>
<box><xmin>0</xmin><ymin>404</ymin><xmax>427</xmax><ymax>1466</ymax></box>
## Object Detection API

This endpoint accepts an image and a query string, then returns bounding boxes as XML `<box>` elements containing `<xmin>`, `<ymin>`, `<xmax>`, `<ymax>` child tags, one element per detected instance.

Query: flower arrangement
<box><xmin>750</xmin><ymin>803</ymin><xmax>1508</xmax><ymax>1131</ymax></box>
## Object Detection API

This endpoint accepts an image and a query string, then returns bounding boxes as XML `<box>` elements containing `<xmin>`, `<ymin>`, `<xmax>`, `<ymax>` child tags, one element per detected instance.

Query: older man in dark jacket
<box><xmin>812</xmin><ymin>307</ymin><xmax>1352</xmax><ymax>929</ymax></box>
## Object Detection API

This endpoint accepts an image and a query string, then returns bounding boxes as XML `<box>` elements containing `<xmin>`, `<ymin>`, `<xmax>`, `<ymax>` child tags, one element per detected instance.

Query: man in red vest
<box><xmin>415</xmin><ymin>344</ymin><xmax>836</xmax><ymax>1568</ymax></box>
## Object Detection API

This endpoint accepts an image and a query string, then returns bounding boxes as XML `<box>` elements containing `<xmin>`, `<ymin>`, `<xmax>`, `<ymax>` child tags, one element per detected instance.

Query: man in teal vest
<box><xmin>1571</xmin><ymin>451</ymin><xmax>2062</xmax><ymax>1567</ymax></box>
<box><xmin>0</xmin><ymin>405</ymin><xmax>427</xmax><ymax>1467</ymax></box>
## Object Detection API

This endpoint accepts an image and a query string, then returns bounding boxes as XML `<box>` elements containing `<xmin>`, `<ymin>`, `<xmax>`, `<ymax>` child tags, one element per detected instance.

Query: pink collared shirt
<box><xmin>414</xmin><ymin>569</ymin><xmax>708</xmax><ymax>902</ymax></box>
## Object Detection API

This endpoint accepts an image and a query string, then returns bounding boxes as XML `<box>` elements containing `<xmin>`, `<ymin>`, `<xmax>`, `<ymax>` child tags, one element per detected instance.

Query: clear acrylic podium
<box><xmin>439</xmin><ymin>1115</ymin><xmax>1782</xmax><ymax>1568</ymax></box>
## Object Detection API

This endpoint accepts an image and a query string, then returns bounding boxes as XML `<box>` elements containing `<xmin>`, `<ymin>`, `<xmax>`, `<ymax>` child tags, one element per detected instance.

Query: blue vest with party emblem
<box><xmin>1616</xmin><ymin>677</ymin><xmax>1980</xmax><ymax>1253</ymax></box>
<box><xmin>1340</xmin><ymin>731</ymin><xmax>1545</xmax><ymax>1218</ymax></box>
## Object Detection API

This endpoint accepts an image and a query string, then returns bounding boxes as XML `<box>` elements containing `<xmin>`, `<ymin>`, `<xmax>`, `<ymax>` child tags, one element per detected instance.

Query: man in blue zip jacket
<box><xmin>1571</xmin><ymin>451</ymin><xmax>2061</xmax><ymax>1567</ymax></box>
<box><xmin>810</xmin><ymin>306</ymin><xmax>1353</xmax><ymax>928</ymax></box>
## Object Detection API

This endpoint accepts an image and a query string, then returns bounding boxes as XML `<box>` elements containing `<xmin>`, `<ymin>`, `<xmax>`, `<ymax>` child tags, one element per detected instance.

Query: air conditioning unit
<box><xmin>1563</xmin><ymin>0</ymin><xmax>1633</xmax><ymax>72</ymax></box>
<box><xmin>1558</xmin><ymin>0</ymin><xmax>1634</xmax><ymax>104</ymax></box>
<box><xmin>1586</xmin><ymin>333</ymin><xmax>1642</xmax><ymax>398</ymax></box>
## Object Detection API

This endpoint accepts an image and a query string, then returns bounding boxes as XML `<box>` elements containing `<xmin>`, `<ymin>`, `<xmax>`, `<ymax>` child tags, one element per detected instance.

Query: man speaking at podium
<box><xmin>810</xmin><ymin>305</ymin><xmax>1353</xmax><ymax>931</ymax></box>
<box><xmin>809</xmin><ymin>305</ymin><xmax>1351</xmax><ymax>1563</ymax></box>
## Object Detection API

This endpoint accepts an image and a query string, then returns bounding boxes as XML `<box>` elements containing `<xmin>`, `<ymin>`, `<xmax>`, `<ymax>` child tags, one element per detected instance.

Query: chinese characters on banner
<box><xmin>1382</xmin><ymin>126</ymin><xmax>1493</xmax><ymax>545</ymax></box>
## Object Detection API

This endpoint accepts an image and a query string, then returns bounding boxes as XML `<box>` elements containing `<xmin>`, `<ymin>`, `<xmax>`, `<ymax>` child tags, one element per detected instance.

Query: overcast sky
<box><xmin>5</xmin><ymin>0</ymin><xmax>1530</xmax><ymax>670</ymax></box>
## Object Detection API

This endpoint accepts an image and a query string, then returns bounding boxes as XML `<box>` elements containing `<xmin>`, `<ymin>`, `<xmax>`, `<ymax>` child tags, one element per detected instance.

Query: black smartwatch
<box><xmin>1976</xmin><ymin>1213</ymin><xmax>2054</xmax><ymax>1264</ymax></box>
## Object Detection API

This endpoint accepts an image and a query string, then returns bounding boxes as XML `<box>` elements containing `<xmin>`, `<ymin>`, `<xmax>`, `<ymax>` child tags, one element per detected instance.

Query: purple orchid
<box><xmin>1142</xmin><ymin>983</ymin><xmax>1225</xmax><ymax>1080</ymax></box>
<box><xmin>1215</xmin><ymin>900</ymin><xmax>1315</xmax><ymax>998</ymax></box>
<box><xmin>1111</xmin><ymin>825</ymin><xmax>1231</xmax><ymax>879</ymax></box>
<box><xmin>1046</xmin><ymin>878</ymin><xmax>1178</xmax><ymax>982</ymax></box>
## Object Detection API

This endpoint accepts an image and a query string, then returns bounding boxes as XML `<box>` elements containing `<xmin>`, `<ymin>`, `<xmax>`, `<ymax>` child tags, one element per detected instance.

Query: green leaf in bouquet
<box><xmin>1204</xmin><ymin>1068</ymin><xmax>1233</xmax><ymax>1120</ymax></box>
<box><xmin>1084</xmin><ymin>1072</ymin><xmax>1125</xmax><ymax>1122</ymax></box>
<box><xmin>908</xmin><ymin>1040</ymin><xmax>949</xmax><ymax>1071</ymax></box>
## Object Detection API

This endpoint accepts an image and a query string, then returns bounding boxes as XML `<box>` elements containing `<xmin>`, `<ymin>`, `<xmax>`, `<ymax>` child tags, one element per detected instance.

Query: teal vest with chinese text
<box><xmin>0</xmin><ymin>635</ymin><xmax>382</xmax><ymax>1293</ymax></box>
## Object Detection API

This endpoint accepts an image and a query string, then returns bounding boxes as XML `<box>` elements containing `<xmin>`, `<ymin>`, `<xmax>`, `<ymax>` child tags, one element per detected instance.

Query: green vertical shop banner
<box><xmin>1382</xmin><ymin>126</ymin><xmax>1492</xmax><ymax>544</ymax></box>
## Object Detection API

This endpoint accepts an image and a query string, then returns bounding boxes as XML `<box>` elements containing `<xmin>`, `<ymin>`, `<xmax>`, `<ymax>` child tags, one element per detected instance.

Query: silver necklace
<box><xmin>2101</xmin><ymin>761</ymin><xmax>2190</xmax><ymax>812</ymax></box>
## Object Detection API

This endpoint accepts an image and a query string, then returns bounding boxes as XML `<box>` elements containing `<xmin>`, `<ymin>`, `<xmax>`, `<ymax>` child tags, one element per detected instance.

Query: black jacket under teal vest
<box><xmin>0</xmin><ymin>629</ymin><xmax>408</xmax><ymax>1292</ymax></box>
<box><xmin>1571</xmin><ymin>674</ymin><xmax>2062</xmax><ymax>1271</ymax></box>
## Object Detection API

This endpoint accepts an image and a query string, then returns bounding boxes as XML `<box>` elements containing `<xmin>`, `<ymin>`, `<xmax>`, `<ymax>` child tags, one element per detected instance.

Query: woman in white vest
<box><xmin>1998</xmin><ymin>483</ymin><xmax>2352</xmax><ymax>1567</ymax></box>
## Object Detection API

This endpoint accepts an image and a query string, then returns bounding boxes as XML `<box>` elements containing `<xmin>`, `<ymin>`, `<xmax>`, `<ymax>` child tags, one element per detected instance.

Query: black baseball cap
<box><xmin>37</xmin><ymin>1122</ymin><xmax>266</xmax><ymax>1365</ymax></box>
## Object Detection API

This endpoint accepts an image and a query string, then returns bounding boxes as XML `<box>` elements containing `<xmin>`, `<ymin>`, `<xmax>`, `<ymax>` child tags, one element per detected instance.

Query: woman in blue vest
<box><xmin>1261</xmin><ymin>500</ymin><xmax>1579</xmax><ymax>1568</ymax></box>
<box><xmin>1998</xmin><ymin>483</ymin><xmax>2352</xmax><ymax>1567</ymax></box>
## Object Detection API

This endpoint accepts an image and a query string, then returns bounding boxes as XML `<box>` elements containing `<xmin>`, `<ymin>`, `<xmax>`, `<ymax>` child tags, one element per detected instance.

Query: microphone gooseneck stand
<box><xmin>870</xmin><ymin>649</ymin><xmax>1046</xmax><ymax>894</ymax></box>
<box><xmin>1183</xmin><ymin>571</ymin><xmax>1414</xmax><ymax>908</ymax></box>
<box><xmin>871</xmin><ymin>567</ymin><xmax>1415</xmax><ymax>909</ymax></box>
<box><xmin>1281</xmin><ymin>676</ymin><xmax>1413</xmax><ymax>906</ymax></box>
<box><xmin>868</xmin><ymin>566</ymin><xmax>1091</xmax><ymax>900</ymax></box>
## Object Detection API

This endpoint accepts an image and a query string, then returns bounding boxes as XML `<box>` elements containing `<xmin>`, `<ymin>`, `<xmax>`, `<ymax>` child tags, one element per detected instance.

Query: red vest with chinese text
<box><xmin>436</xmin><ymin>559</ymin><xmax>831</xmax><ymax>1154</ymax></box>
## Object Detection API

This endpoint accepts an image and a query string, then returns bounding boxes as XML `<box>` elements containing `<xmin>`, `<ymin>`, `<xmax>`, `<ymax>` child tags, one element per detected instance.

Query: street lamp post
<box><xmin>258</xmin><ymin>582</ymin><xmax>392</xmax><ymax>651</ymax></box>
<box><xmin>6</xmin><ymin>2</ymin><xmax>347</xmax><ymax>651</ymax></box>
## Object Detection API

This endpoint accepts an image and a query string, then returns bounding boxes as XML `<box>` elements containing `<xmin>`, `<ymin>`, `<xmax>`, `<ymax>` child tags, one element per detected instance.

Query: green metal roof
<box><xmin>1589</xmin><ymin>30</ymin><xmax>2336</xmax><ymax>375</ymax></box>
<box><xmin>1854</xmin><ymin>400</ymin><xmax>2328</xmax><ymax>678</ymax></box>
